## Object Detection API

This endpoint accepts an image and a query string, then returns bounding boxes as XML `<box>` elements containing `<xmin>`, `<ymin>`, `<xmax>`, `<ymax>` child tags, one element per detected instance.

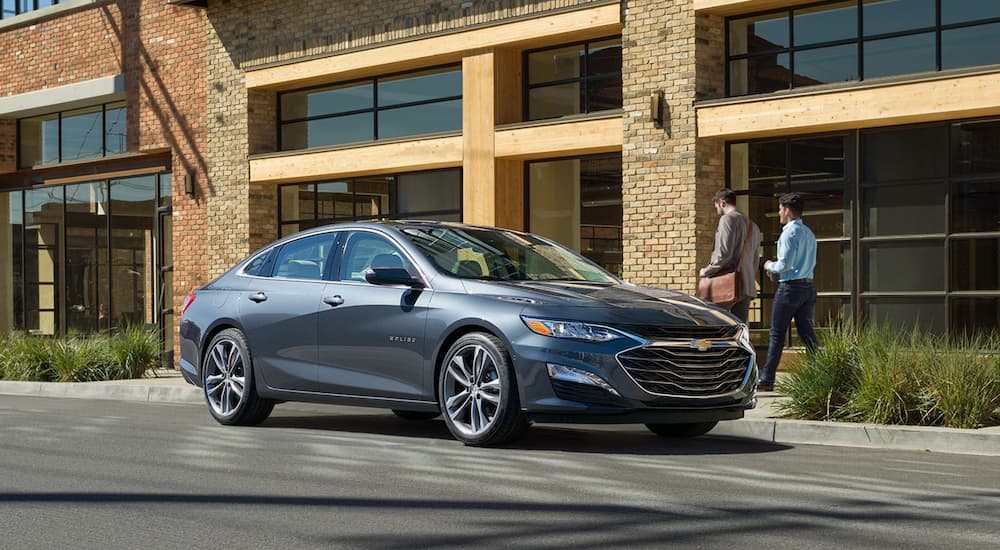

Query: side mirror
<box><xmin>364</xmin><ymin>267</ymin><xmax>425</xmax><ymax>288</ymax></box>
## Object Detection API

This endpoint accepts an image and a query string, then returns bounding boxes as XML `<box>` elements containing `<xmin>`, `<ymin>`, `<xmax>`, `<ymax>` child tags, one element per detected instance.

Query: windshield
<box><xmin>399</xmin><ymin>225</ymin><xmax>618</xmax><ymax>284</ymax></box>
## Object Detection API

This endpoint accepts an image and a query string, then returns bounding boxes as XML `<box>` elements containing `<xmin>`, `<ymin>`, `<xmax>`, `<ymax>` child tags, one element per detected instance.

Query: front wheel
<box><xmin>645</xmin><ymin>421</ymin><xmax>718</xmax><ymax>438</ymax></box>
<box><xmin>438</xmin><ymin>333</ymin><xmax>528</xmax><ymax>446</ymax></box>
<box><xmin>203</xmin><ymin>328</ymin><xmax>274</xmax><ymax>426</ymax></box>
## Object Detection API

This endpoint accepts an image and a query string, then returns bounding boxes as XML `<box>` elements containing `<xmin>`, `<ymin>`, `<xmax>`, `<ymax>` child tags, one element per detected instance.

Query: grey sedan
<box><xmin>179</xmin><ymin>221</ymin><xmax>758</xmax><ymax>445</ymax></box>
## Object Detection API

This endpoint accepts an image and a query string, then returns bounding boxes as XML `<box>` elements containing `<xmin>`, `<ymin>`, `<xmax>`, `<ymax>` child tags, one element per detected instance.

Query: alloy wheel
<box><xmin>443</xmin><ymin>343</ymin><xmax>502</xmax><ymax>437</ymax></box>
<box><xmin>205</xmin><ymin>338</ymin><xmax>247</xmax><ymax>417</ymax></box>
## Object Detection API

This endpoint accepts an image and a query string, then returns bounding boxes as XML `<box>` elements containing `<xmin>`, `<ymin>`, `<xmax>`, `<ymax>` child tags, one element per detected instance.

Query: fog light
<box><xmin>546</xmin><ymin>363</ymin><xmax>621</xmax><ymax>397</ymax></box>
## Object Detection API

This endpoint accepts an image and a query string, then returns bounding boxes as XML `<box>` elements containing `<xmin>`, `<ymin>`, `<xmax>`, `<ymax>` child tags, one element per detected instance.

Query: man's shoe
<box><xmin>757</xmin><ymin>381</ymin><xmax>774</xmax><ymax>392</ymax></box>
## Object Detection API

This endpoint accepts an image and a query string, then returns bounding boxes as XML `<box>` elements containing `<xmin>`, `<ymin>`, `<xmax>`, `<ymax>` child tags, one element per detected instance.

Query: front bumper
<box><xmin>510</xmin><ymin>332</ymin><xmax>758</xmax><ymax>423</ymax></box>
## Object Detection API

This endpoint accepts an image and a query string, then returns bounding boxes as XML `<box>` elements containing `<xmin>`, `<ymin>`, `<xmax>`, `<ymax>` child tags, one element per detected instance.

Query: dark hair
<box><xmin>712</xmin><ymin>188</ymin><xmax>736</xmax><ymax>206</ymax></box>
<box><xmin>779</xmin><ymin>193</ymin><xmax>805</xmax><ymax>216</ymax></box>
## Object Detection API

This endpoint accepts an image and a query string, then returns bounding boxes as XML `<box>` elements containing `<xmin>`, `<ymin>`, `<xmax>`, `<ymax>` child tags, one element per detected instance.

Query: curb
<box><xmin>709</xmin><ymin>417</ymin><xmax>1000</xmax><ymax>457</ymax></box>
<box><xmin>3</xmin><ymin>380</ymin><xmax>998</xmax><ymax>456</ymax></box>
<box><xmin>0</xmin><ymin>380</ymin><xmax>204</xmax><ymax>404</ymax></box>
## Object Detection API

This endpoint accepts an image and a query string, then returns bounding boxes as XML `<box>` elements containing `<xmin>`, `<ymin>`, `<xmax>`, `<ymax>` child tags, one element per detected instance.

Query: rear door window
<box><xmin>272</xmin><ymin>232</ymin><xmax>337</xmax><ymax>281</ymax></box>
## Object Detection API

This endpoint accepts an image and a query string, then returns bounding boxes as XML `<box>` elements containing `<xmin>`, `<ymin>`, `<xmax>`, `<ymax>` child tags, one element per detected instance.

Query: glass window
<box><xmin>1</xmin><ymin>191</ymin><xmax>24</xmax><ymax>333</ymax></box>
<box><xmin>280</xmin><ymin>113</ymin><xmax>375</xmax><ymax>150</ymax></box>
<box><xmin>397</xmin><ymin>170</ymin><xmax>461</xmax><ymax>217</ymax></box>
<box><xmin>863</xmin><ymin>126</ymin><xmax>947</xmax><ymax>183</ymax></box>
<box><xmin>23</xmin><ymin>187</ymin><xmax>63</xmax><ymax>335</ymax></box>
<box><xmin>951</xmin><ymin>238</ymin><xmax>1000</xmax><ymax>291</ymax></box>
<box><xmin>864</xmin><ymin>297</ymin><xmax>945</xmax><ymax>334</ymax></box>
<box><xmin>18</xmin><ymin>114</ymin><xmax>58</xmax><ymax>168</ymax></box>
<box><xmin>244</xmin><ymin>249</ymin><xmax>276</xmax><ymax>277</ymax></box>
<box><xmin>793</xmin><ymin>44</ymin><xmax>859</xmax><ymax>86</ymax></box>
<box><xmin>104</xmin><ymin>102</ymin><xmax>127</xmax><ymax>155</ymax></box>
<box><xmin>793</xmin><ymin>1</ymin><xmax>857</xmax><ymax>46</ymax></box>
<box><xmin>61</xmin><ymin>106</ymin><xmax>104</xmax><ymax>163</ymax></box>
<box><xmin>863</xmin><ymin>182</ymin><xmax>945</xmax><ymax>236</ymax></box>
<box><xmin>865</xmin><ymin>241</ymin><xmax>944</xmax><ymax>292</ymax></box>
<box><xmin>942</xmin><ymin>1</ymin><xmax>1000</xmax><ymax>25</ymax></box>
<box><xmin>952</xmin><ymin>119</ymin><xmax>1000</xmax><ymax>176</ymax></box>
<box><xmin>378</xmin><ymin>99</ymin><xmax>462</xmax><ymax>139</ymax></box>
<box><xmin>525</xmin><ymin>38</ymin><xmax>622</xmax><ymax>121</ymax></box>
<box><xmin>942</xmin><ymin>22</ymin><xmax>1000</xmax><ymax>70</ymax></box>
<box><xmin>64</xmin><ymin>182</ymin><xmax>109</xmax><ymax>334</ymax></box>
<box><xmin>862</xmin><ymin>0</ymin><xmax>935</xmax><ymax>36</ymax></box>
<box><xmin>951</xmin><ymin>297</ymin><xmax>1000</xmax><ymax>336</ymax></box>
<box><xmin>378</xmin><ymin>67</ymin><xmax>461</xmax><ymax>106</ymax></box>
<box><xmin>864</xmin><ymin>32</ymin><xmax>937</xmax><ymax>79</ymax></box>
<box><xmin>951</xmin><ymin>180</ymin><xmax>1000</xmax><ymax>233</ymax></box>
<box><xmin>338</xmin><ymin>232</ymin><xmax>412</xmax><ymax>283</ymax></box>
<box><xmin>815</xmin><ymin>241</ymin><xmax>852</xmax><ymax>292</ymax></box>
<box><xmin>280</xmin><ymin>82</ymin><xmax>373</xmax><ymax>119</ymax></box>
<box><xmin>528</xmin><ymin>154</ymin><xmax>622</xmax><ymax>276</ymax></box>
<box><xmin>109</xmin><ymin>176</ymin><xmax>155</xmax><ymax>327</ymax></box>
<box><xmin>273</xmin><ymin>233</ymin><xmax>335</xmax><ymax>281</ymax></box>
<box><xmin>729</xmin><ymin>54</ymin><xmax>791</xmax><ymax>95</ymax></box>
<box><xmin>729</xmin><ymin>12</ymin><xmax>790</xmax><ymax>55</ymax></box>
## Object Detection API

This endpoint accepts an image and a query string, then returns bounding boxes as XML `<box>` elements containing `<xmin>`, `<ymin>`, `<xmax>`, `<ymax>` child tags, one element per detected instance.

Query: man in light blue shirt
<box><xmin>758</xmin><ymin>193</ymin><xmax>818</xmax><ymax>391</ymax></box>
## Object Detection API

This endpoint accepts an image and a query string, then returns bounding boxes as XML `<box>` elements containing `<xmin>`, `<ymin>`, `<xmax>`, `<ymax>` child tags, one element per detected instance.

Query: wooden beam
<box><xmin>694</xmin><ymin>0</ymin><xmax>816</xmax><ymax>15</ymax></box>
<box><xmin>463</xmin><ymin>52</ymin><xmax>497</xmax><ymax>226</ymax></box>
<box><xmin>246</xmin><ymin>3</ymin><xmax>622</xmax><ymax>91</ymax></box>
<box><xmin>697</xmin><ymin>72</ymin><xmax>1000</xmax><ymax>140</ymax></box>
<box><xmin>249</xmin><ymin>136</ymin><xmax>462</xmax><ymax>183</ymax></box>
<box><xmin>495</xmin><ymin>117</ymin><xmax>623</xmax><ymax>160</ymax></box>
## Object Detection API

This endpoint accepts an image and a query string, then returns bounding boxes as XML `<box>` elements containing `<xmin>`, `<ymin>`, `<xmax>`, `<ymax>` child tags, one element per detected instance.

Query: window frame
<box><xmin>522</xmin><ymin>35</ymin><xmax>623</xmax><ymax>121</ymax></box>
<box><xmin>17</xmin><ymin>101</ymin><xmax>128</xmax><ymax>169</ymax></box>
<box><xmin>277</xmin><ymin>63</ymin><xmax>463</xmax><ymax>151</ymax></box>
<box><xmin>725</xmin><ymin>0</ymin><xmax>1000</xmax><ymax>97</ymax></box>
<box><xmin>2</xmin><ymin>0</ymin><xmax>59</xmax><ymax>20</ymax></box>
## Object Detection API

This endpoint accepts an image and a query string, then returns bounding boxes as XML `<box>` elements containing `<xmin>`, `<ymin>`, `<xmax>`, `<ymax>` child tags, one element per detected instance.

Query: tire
<box><xmin>392</xmin><ymin>409</ymin><xmax>441</xmax><ymax>421</ymax></box>
<box><xmin>438</xmin><ymin>333</ymin><xmax>528</xmax><ymax>446</ymax></box>
<box><xmin>645</xmin><ymin>421</ymin><xmax>718</xmax><ymax>438</ymax></box>
<box><xmin>202</xmin><ymin>328</ymin><xmax>275</xmax><ymax>426</ymax></box>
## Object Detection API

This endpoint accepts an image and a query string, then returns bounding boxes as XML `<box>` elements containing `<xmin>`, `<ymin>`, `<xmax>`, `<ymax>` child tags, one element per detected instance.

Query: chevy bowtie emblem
<box><xmin>689</xmin><ymin>339</ymin><xmax>713</xmax><ymax>352</ymax></box>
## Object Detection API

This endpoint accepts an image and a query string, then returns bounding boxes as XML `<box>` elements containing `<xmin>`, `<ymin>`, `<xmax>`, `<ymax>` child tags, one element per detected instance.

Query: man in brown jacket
<box><xmin>699</xmin><ymin>188</ymin><xmax>761</xmax><ymax>323</ymax></box>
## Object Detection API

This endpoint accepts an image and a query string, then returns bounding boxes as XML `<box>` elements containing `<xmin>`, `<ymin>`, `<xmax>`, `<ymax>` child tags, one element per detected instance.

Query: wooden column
<box><xmin>462</xmin><ymin>50</ymin><xmax>497</xmax><ymax>226</ymax></box>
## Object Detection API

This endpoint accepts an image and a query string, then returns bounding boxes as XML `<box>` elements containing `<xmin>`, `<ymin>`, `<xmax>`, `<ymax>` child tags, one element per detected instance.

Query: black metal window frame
<box><xmin>276</xmin><ymin>167</ymin><xmax>464</xmax><ymax>238</ymax></box>
<box><xmin>725</xmin><ymin>0</ymin><xmax>1000</xmax><ymax>97</ymax></box>
<box><xmin>277</xmin><ymin>63</ymin><xmax>463</xmax><ymax>151</ymax></box>
<box><xmin>16</xmin><ymin>101</ymin><xmax>128</xmax><ymax>169</ymax></box>
<box><xmin>1</xmin><ymin>0</ymin><xmax>59</xmax><ymax>20</ymax></box>
<box><xmin>3</xmin><ymin>171</ymin><xmax>171</xmax><ymax>336</ymax></box>
<box><xmin>522</xmin><ymin>35</ymin><xmax>623</xmax><ymax>121</ymax></box>
<box><xmin>725</xmin><ymin>115</ymin><xmax>1000</xmax><ymax>336</ymax></box>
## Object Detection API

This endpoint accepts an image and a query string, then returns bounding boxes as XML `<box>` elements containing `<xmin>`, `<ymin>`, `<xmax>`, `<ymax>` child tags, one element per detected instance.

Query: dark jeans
<box><xmin>728</xmin><ymin>296</ymin><xmax>751</xmax><ymax>324</ymax></box>
<box><xmin>760</xmin><ymin>281</ymin><xmax>819</xmax><ymax>384</ymax></box>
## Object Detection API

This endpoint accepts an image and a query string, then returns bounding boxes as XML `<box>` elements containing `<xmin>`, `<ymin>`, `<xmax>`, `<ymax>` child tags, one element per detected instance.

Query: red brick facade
<box><xmin>0</xmin><ymin>0</ymin><xmax>207</xmax><ymax>361</ymax></box>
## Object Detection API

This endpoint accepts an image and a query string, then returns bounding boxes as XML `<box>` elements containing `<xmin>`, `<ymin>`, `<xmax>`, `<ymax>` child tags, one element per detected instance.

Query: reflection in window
<box><xmin>726</xmin><ymin>0</ymin><xmax>1000</xmax><ymax>96</ymax></box>
<box><xmin>279</xmin><ymin>66</ymin><xmax>461</xmax><ymax>150</ymax></box>
<box><xmin>2</xmin><ymin>0</ymin><xmax>60</xmax><ymax>19</ymax></box>
<box><xmin>278</xmin><ymin>169</ymin><xmax>462</xmax><ymax>238</ymax></box>
<box><xmin>527</xmin><ymin>154</ymin><xmax>622</xmax><ymax>276</ymax></box>
<box><xmin>525</xmin><ymin>37</ymin><xmax>622</xmax><ymax>121</ymax></box>
<box><xmin>18</xmin><ymin>101</ymin><xmax>128</xmax><ymax>168</ymax></box>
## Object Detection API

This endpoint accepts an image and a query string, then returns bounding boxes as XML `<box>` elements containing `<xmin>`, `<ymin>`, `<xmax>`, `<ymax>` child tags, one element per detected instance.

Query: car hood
<box><xmin>463</xmin><ymin>280</ymin><xmax>738</xmax><ymax>326</ymax></box>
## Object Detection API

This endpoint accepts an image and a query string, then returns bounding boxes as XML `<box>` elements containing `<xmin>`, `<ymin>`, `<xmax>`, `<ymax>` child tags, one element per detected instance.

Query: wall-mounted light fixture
<box><xmin>183</xmin><ymin>169</ymin><xmax>195</xmax><ymax>197</ymax></box>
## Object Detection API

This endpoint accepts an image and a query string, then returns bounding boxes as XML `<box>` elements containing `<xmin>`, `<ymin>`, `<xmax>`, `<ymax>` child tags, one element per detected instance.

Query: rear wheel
<box><xmin>438</xmin><ymin>333</ymin><xmax>528</xmax><ymax>446</ymax></box>
<box><xmin>645</xmin><ymin>421</ymin><xmax>718</xmax><ymax>438</ymax></box>
<box><xmin>392</xmin><ymin>410</ymin><xmax>440</xmax><ymax>421</ymax></box>
<box><xmin>203</xmin><ymin>328</ymin><xmax>274</xmax><ymax>426</ymax></box>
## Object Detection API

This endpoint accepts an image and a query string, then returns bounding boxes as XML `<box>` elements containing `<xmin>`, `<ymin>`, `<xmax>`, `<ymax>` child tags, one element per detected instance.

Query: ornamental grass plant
<box><xmin>775</xmin><ymin>322</ymin><xmax>1000</xmax><ymax>429</ymax></box>
<box><xmin>0</xmin><ymin>326</ymin><xmax>163</xmax><ymax>382</ymax></box>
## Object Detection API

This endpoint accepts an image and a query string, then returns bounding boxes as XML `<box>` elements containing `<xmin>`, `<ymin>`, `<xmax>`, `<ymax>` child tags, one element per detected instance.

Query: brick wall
<box><xmin>205</xmin><ymin>0</ymin><xmax>600</xmax><ymax>276</ymax></box>
<box><xmin>0</xmin><ymin>1</ymin><xmax>207</xmax><ymax>363</ymax></box>
<box><xmin>694</xmin><ymin>12</ymin><xmax>727</xmax><ymax>274</ymax></box>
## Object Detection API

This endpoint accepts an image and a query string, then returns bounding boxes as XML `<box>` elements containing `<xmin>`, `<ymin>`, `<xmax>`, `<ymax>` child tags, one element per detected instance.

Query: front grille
<box><xmin>617</xmin><ymin>345</ymin><xmax>752</xmax><ymax>397</ymax></box>
<box><xmin>616</xmin><ymin>324</ymin><xmax>740</xmax><ymax>341</ymax></box>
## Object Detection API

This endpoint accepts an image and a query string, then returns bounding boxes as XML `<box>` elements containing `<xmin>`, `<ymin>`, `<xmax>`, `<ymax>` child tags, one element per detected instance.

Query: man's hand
<box><xmin>699</xmin><ymin>267</ymin><xmax>708</xmax><ymax>277</ymax></box>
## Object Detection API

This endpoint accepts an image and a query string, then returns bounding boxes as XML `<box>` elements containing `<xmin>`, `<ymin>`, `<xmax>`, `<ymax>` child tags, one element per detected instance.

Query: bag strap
<box><xmin>734</xmin><ymin>215</ymin><xmax>752</xmax><ymax>272</ymax></box>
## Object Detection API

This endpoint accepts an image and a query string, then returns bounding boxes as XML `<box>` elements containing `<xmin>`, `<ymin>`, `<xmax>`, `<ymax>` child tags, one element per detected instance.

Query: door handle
<box><xmin>323</xmin><ymin>295</ymin><xmax>344</xmax><ymax>307</ymax></box>
<box><xmin>248</xmin><ymin>291</ymin><xmax>268</xmax><ymax>303</ymax></box>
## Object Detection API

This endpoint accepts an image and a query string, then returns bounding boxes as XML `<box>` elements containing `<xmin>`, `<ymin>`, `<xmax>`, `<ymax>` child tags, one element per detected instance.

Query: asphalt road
<box><xmin>1</xmin><ymin>396</ymin><xmax>998</xmax><ymax>550</ymax></box>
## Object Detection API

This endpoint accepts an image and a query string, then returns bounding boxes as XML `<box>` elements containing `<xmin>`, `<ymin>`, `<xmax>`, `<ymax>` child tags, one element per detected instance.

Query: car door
<box><xmin>239</xmin><ymin>231</ymin><xmax>339</xmax><ymax>393</ymax></box>
<box><xmin>316</xmin><ymin>230</ymin><xmax>431</xmax><ymax>400</ymax></box>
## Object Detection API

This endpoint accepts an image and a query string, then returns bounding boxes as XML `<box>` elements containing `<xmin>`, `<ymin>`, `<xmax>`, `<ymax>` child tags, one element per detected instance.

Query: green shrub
<box><xmin>0</xmin><ymin>326</ymin><xmax>162</xmax><ymax>382</ymax></box>
<box><xmin>778</xmin><ymin>322</ymin><xmax>1000</xmax><ymax>428</ymax></box>
<box><xmin>109</xmin><ymin>324</ymin><xmax>163</xmax><ymax>379</ymax></box>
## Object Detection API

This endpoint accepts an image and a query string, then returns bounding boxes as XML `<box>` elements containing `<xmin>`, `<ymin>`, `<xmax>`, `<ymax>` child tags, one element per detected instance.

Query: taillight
<box><xmin>181</xmin><ymin>291</ymin><xmax>197</xmax><ymax>315</ymax></box>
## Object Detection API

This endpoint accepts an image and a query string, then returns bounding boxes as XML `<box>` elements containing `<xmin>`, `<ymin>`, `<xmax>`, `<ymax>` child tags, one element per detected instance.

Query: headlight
<box><xmin>521</xmin><ymin>317</ymin><xmax>625</xmax><ymax>343</ymax></box>
<box><xmin>737</xmin><ymin>323</ymin><xmax>753</xmax><ymax>351</ymax></box>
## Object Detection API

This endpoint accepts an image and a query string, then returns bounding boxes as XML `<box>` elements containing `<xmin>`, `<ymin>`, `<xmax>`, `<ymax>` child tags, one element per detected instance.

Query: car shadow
<box><xmin>259</xmin><ymin>411</ymin><xmax>790</xmax><ymax>456</ymax></box>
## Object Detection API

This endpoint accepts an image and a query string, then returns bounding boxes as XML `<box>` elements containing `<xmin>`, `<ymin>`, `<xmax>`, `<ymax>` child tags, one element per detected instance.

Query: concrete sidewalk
<box><xmin>2</xmin><ymin>370</ymin><xmax>998</xmax><ymax>456</ymax></box>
